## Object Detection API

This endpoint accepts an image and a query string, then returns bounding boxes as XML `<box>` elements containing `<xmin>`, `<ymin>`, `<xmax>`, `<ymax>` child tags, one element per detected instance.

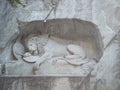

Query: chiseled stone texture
<box><xmin>0</xmin><ymin>0</ymin><xmax>18</xmax><ymax>49</ymax></box>
<box><xmin>1</xmin><ymin>0</ymin><xmax>120</xmax><ymax>48</ymax></box>
<box><xmin>0</xmin><ymin>0</ymin><xmax>120</xmax><ymax>90</ymax></box>
<box><xmin>0</xmin><ymin>77</ymin><xmax>88</xmax><ymax>90</ymax></box>
<box><xmin>90</xmin><ymin>34</ymin><xmax>120</xmax><ymax>90</ymax></box>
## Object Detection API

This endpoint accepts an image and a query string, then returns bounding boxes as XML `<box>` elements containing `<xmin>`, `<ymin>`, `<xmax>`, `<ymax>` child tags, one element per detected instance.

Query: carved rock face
<box><xmin>25</xmin><ymin>34</ymin><xmax>39</xmax><ymax>54</ymax></box>
<box><xmin>67</xmin><ymin>44</ymin><xmax>86</xmax><ymax>59</ymax></box>
<box><xmin>2</xmin><ymin>19</ymin><xmax>104</xmax><ymax>76</ymax></box>
<box><xmin>23</xmin><ymin>34</ymin><xmax>49</xmax><ymax>63</ymax></box>
<box><xmin>18</xmin><ymin>19</ymin><xmax>103</xmax><ymax>60</ymax></box>
<box><xmin>25</xmin><ymin>34</ymin><xmax>48</xmax><ymax>55</ymax></box>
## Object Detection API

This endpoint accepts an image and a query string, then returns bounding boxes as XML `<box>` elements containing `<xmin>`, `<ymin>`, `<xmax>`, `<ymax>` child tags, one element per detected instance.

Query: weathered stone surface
<box><xmin>67</xmin><ymin>44</ymin><xmax>86</xmax><ymax>59</ymax></box>
<box><xmin>0</xmin><ymin>77</ymin><xmax>90</xmax><ymax>90</ymax></box>
<box><xmin>23</xmin><ymin>55</ymin><xmax>41</xmax><ymax>63</ymax></box>
<box><xmin>0</xmin><ymin>0</ymin><xmax>18</xmax><ymax>49</ymax></box>
<box><xmin>0</xmin><ymin>0</ymin><xmax>120</xmax><ymax>90</ymax></box>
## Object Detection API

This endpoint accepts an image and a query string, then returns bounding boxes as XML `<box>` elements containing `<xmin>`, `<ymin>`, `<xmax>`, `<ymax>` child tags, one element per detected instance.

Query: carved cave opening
<box><xmin>0</xmin><ymin>19</ymin><xmax>104</xmax><ymax>76</ymax></box>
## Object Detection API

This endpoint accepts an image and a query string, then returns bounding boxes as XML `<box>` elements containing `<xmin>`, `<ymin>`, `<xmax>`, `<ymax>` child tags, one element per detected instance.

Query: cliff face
<box><xmin>0</xmin><ymin>0</ymin><xmax>17</xmax><ymax>49</ymax></box>
<box><xmin>0</xmin><ymin>0</ymin><xmax>120</xmax><ymax>48</ymax></box>
<box><xmin>0</xmin><ymin>0</ymin><xmax>120</xmax><ymax>90</ymax></box>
